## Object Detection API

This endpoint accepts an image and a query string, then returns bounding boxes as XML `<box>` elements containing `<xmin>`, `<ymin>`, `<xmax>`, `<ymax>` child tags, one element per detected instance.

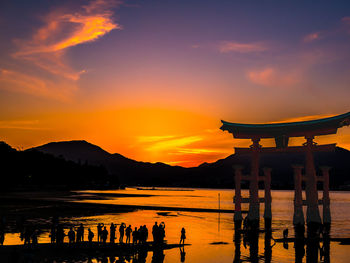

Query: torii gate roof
<box><xmin>221</xmin><ymin>111</ymin><xmax>350</xmax><ymax>139</ymax></box>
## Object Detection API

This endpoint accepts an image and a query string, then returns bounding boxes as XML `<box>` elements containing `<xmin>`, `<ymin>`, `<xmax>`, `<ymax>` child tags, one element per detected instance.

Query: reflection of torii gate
<box><xmin>221</xmin><ymin>112</ymin><xmax>350</xmax><ymax>229</ymax></box>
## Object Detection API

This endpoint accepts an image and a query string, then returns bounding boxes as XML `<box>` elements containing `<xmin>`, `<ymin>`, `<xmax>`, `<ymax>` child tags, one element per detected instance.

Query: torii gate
<box><xmin>221</xmin><ymin>112</ymin><xmax>350</xmax><ymax>230</ymax></box>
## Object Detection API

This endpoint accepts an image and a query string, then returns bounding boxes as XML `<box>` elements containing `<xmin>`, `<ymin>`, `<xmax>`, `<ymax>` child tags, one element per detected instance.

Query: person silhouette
<box><xmin>68</xmin><ymin>227</ymin><xmax>75</xmax><ymax>243</ymax></box>
<box><xmin>180</xmin><ymin>227</ymin><xmax>186</xmax><ymax>245</ymax></box>
<box><xmin>50</xmin><ymin>225</ymin><xmax>56</xmax><ymax>243</ymax></box>
<box><xmin>110</xmin><ymin>223</ymin><xmax>116</xmax><ymax>243</ymax></box>
<box><xmin>88</xmin><ymin>228</ymin><xmax>94</xmax><ymax>243</ymax></box>
<box><xmin>56</xmin><ymin>225</ymin><xmax>65</xmax><ymax>244</ymax></box>
<box><xmin>126</xmin><ymin>225</ymin><xmax>132</xmax><ymax>243</ymax></box>
<box><xmin>31</xmin><ymin>229</ymin><xmax>38</xmax><ymax>245</ymax></box>
<box><xmin>102</xmin><ymin>226</ymin><xmax>108</xmax><ymax>244</ymax></box>
<box><xmin>152</xmin><ymin>222</ymin><xmax>158</xmax><ymax>243</ymax></box>
<box><xmin>119</xmin><ymin>223</ymin><xmax>126</xmax><ymax>243</ymax></box>
<box><xmin>97</xmin><ymin>223</ymin><xmax>104</xmax><ymax>243</ymax></box>
<box><xmin>137</xmin><ymin>226</ymin><xmax>144</xmax><ymax>244</ymax></box>
<box><xmin>77</xmin><ymin>223</ymin><xmax>84</xmax><ymax>242</ymax></box>
<box><xmin>24</xmin><ymin>226</ymin><xmax>32</xmax><ymax>245</ymax></box>
<box><xmin>159</xmin><ymin>222</ymin><xmax>165</xmax><ymax>243</ymax></box>
<box><xmin>132</xmin><ymin>227</ymin><xmax>138</xmax><ymax>244</ymax></box>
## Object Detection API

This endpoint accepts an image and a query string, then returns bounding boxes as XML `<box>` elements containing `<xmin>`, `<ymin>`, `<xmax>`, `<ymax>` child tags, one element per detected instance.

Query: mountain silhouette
<box><xmin>0</xmin><ymin>141</ymin><xmax>117</xmax><ymax>191</ymax></box>
<box><xmin>32</xmin><ymin>140</ymin><xmax>350</xmax><ymax>189</ymax></box>
<box><xmin>32</xmin><ymin>140</ymin><xmax>185</xmax><ymax>186</ymax></box>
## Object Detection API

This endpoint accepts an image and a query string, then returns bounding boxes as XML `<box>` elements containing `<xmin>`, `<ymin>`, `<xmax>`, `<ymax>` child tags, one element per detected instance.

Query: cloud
<box><xmin>0</xmin><ymin>68</ymin><xmax>77</xmax><ymax>101</ymax></box>
<box><xmin>175</xmin><ymin>148</ymin><xmax>220</xmax><ymax>154</ymax></box>
<box><xmin>134</xmin><ymin>128</ymin><xmax>236</xmax><ymax>167</ymax></box>
<box><xmin>303</xmin><ymin>32</ymin><xmax>321</xmax><ymax>43</ymax></box>
<box><xmin>303</xmin><ymin>17</ymin><xmax>350</xmax><ymax>44</ymax></box>
<box><xmin>137</xmin><ymin>135</ymin><xmax>176</xmax><ymax>143</ymax></box>
<box><xmin>342</xmin><ymin>16</ymin><xmax>350</xmax><ymax>25</ymax></box>
<box><xmin>270</xmin><ymin>114</ymin><xmax>335</xmax><ymax>123</ymax></box>
<box><xmin>146</xmin><ymin>135</ymin><xmax>202</xmax><ymax>152</ymax></box>
<box><xmin>247</xmin><ymin>67</ymin><xmax>299</xmax><ymax>88</ymax></box>
<box><xmin>1</xmin><ymin>0</ymin><xmax>122</xmax><ymax>100</ymax></box>
<box><xmin>14</xmin><ymin>1</ymin><xmax>121</xmax><ymax>57</ymax></box>
<box><xmin>342</xmin><ymin>16</ymin><xmax>350</xmax><ymax>33</ymax></box>
<box><xmin>218</xmin><ymin>41</ymin><xmax>267</xmax><ymax>53</ymax></box>
<box><xmin>0</xmin><ymin>119</ymin><xmax>45</xmax><ymax>130</ymax></box>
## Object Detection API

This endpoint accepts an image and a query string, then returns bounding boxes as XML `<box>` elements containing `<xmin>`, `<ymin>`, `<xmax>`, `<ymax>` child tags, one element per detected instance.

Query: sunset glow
<box><xmin>1</xmin><ymin>0</ymin><xmax>350</xmax><ymax>167</ymax></box>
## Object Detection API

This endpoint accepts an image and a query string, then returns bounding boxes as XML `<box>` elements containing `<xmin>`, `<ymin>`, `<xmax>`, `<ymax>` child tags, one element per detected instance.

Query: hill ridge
<box><xmin>30</xmin><ymin>140</ymin><xmax>350</xmax><ymax>189</ymax></box>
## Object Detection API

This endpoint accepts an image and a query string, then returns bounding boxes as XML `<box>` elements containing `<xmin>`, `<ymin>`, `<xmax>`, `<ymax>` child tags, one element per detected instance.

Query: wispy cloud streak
<box><xmin>0</xmin><ymin>120</ymin><xmax>45</xmax><ymax>130</ymax></box>
<box><xmin>218</xmin><ymin>41</ymin><xmax>267</xmax><ymax>53</ymax></box>
<box><xmin>0</xmin><ymin>0</ymin><xmax>122</xmax><ymax>100</ymax></box>
<box><xmin>303</xmin><ymin>32</ymin><xmax>322</xmax><ymax>43</ymax></box>
<box><xmin>247</xmin><ymin>67</ymin><xmax>299</xmax><ymax>88</ymax></box>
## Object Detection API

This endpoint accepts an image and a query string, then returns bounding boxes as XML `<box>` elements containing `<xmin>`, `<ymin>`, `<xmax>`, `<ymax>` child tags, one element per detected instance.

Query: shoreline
<box><xmin>0</xmin><ymin>190</ymin><xmax>244</xmax><ymax>235</ymax></box>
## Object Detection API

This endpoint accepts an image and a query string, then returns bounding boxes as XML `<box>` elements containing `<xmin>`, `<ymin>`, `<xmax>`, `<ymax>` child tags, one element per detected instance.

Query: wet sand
<box><xmin>0</xmin><ymin>190</ymin><xmax>245</xmax><ymax>233</ymax></box>
<box><xmin>0</xmin><ymin>190</ymin><xmax>242</xmax><ymax>219</ymax></box>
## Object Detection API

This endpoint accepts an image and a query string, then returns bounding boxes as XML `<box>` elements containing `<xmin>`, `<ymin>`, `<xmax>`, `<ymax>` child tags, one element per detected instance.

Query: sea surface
<box><xmin>5</xmin><ymin>188</ymin><xmax>350</xmax><ymax>262</ymax></box>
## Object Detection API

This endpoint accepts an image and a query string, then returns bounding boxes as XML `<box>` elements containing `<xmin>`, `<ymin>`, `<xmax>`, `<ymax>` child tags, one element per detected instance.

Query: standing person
<box><xmin>110</xmin><ymin>223</ymin><xmax>116</xmax><ymax>243</ymax></box>
<box><xmin>102</xmin><ymin>227</ymin><xmax>108</xmax><ymax>244</ymax></box>
<box><xmin>31</xmin><ymin>229</ymin><xmax>38</xmax><ymax>245</ymax></box>
<box><xmin>50</xmin><ymin>225</ymin><xmax>56</xmax><ymax>243</ymax></box>
<box><xmin>132</xmin><ymin>227</ymin><xmax>138</xmax><ymax>245</ymax></box>
<box><xmin>125</xmin><ymin>225</ymin><xmax>132</xmax><ymax>244</ymax></box>
<box><xmin>97</xmin><ymin>223</ymin><xmax>104</xmax><ymax>243</ymax></box>
<box><xmin>119</xmin><ymin>223</ymin><xmax>126</xmax><ymax>243</ymax></box>
<box><xmin>138</xmin><ymin>226</ymin><xmax>144</xmax><ymax>243</ymax></box>
<box><xmin>77</xmin><ymin>223</ymin><xmax>84</xmax><ymax>242</ymax></box>
<box><xmin>56</xmin><ymin>225</ymin><xmax>65</xmax><ymax>244</ymax></box>
<box><xmin>24</xmin><ymin>226</ymin><xmax>32</xmax><ymax>245</ymax></box>
<box><xmin>159</xmin><ymin>222</ymin><xmax>165</xmax><ymax>243</ymax></box>
<box><xmin>152</xmin><ymin>222</ymin><xmax>158</xmax><ymax>243</ymax></box>
<box><xmin>88</xmin><ymin>228</ymin><xmax>94</xmax><ymax>243</ymax></box>
<box><xmin>180</xmin><ymin>227</ymin><xmax>186</xmax><ymax>245</ymax></box>
<box><xmin>68</xmin><ymin>227</ymin><xmax>75</xmax><ymax>243</ymax></box>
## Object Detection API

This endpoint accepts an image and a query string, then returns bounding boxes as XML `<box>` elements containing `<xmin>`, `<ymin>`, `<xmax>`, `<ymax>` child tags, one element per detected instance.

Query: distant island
<box><xmin>1</xmin><ymin>140</ymin><xmax>350</xmax><ymax>191</ymax></box>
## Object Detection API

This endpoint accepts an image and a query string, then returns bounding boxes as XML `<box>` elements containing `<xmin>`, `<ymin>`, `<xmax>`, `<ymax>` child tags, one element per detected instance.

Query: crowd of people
<box><xmin>0</xmin><ymin>215</ymin><xmax>187</xmax><ymax>247</ymax></box>
<box><xmin>47</xmin><ymin>219</ymin><xmax>186</xmax><ymax>246</ymax></box>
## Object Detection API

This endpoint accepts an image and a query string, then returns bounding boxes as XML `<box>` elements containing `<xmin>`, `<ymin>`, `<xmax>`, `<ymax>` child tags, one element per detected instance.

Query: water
<box><xmin>4</xmin><ymin>188</ymin><xmax>350</xmax><ymax>262</ymax></box>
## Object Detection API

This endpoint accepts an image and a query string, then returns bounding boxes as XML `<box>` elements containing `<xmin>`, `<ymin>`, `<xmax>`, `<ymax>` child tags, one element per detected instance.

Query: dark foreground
<box><xmin>0</xmin><ymin>241</ymin><xmax>189</xmax><ymax>262</ymax></box>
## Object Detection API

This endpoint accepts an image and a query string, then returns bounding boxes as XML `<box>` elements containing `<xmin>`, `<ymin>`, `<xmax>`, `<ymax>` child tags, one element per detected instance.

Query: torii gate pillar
<box><xmin>320</xmin><ymin>166</ymin><xmax>331</xmax><ymax>230</ymax></box>
<box><xmin>233</xmin><ymin>165</ymin><xmax>243</xmax><ymax>225</ymax></box>
<box><xmin>304</xmin><ymin>136</ymin><xmax>322</xmax><ymax>227</ymax></box>
<box><xmin>263</xmin><ymin>167</ymin><xmax>272</xmax><ymax>229</ymax></box>
<box><xmin>292</xmin><ymin>165</ymin><xmax>305</xmax><ymax>227</ymax></box>
<box><xmin>247</xmin><ymin>138</ymin><xmax>260</xmax><ymax>227</ymax></box>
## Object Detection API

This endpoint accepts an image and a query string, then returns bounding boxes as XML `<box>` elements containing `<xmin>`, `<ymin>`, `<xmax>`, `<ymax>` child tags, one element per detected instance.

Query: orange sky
<box><xmin>1</xmin><ymin>1</ymin><xmax>350</xmax><ymax>166</ymax></box>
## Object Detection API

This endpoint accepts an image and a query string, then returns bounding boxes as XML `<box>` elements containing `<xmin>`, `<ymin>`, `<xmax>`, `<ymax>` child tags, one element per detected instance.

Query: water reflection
<box><xmin>233</xmin><ymin>226</ymin><xmax>241</xmax><ymax>263</ymax></box>
<box><xmin>264</xmin><ymin>230</ymin><xmax>273</xmax><ymax>263</ymax></box>
<box><xmin>3</xmin><ymin>189</ymin><xmax>350</xmax><ymax>262</ymax></box>
<box><xmin>151</xmin><ymin>247</ymin><xmax>165</xmax><ymax>263</ymax></box>
<box><xmin>231</xmin><ymin>222</ymin><xmax>333</xmax><ymax>263</ymax></box>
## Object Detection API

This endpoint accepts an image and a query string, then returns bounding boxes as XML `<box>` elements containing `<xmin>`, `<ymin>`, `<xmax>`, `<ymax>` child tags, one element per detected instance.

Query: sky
<box><xmin>0</xmin><ymin>0</ymin><xmax>350</xmax><ymax>167</ymax></box>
